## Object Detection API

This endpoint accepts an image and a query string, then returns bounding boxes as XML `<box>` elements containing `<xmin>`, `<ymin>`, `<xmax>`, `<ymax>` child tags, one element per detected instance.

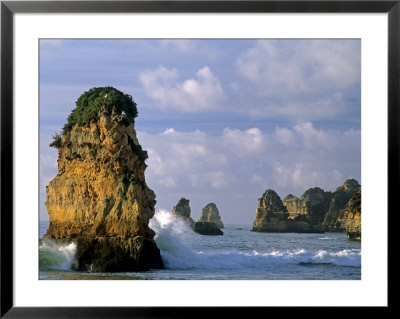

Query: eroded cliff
<box><xmin>44</xmin><ymin>87</ymin><xmax>164</xmax><ymax>271</ymax></box>
<box><xmin>172</xmin><ymin>197</ymin><xmax>195</xmax><ymax>226</ymax></box>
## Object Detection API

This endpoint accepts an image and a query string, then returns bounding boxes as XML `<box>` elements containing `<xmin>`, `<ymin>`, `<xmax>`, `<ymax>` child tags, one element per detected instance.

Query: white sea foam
<box><xmin>39</xmin><ymin>239</ymin><xmax>76</xmax><ymax>270</ymax></box>
<box><xmin>149</xmin><ymin>210</ymin><xmax>361</xmax><ymax>270</ymax></box>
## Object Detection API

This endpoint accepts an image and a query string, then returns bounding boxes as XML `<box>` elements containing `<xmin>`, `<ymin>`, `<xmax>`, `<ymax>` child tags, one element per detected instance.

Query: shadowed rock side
<box><xmin>192</xmin><ymin>203</ymin><xmax>224</xmax><ymax>235</ymax></box>
<box><xmin>198</xmin><ymin>203</ymin><xmax>224</xmax><ymax>228</ymax></box>
<box><xmin>44</xmin><ymin>87</ymin><xmax>164</xmax><ymax>272</ymax></box>
<box><xmin>172</xmin><ymin>197</ymin><xmax>195</xmax><ymax>226</ymax></box>
<box><xmin>322</xmin><ymin>179</ymin><xmax>361</xmax><ymax>232</ymax></box>
<box><xmin>193</xmin><ymin>222</ymin><xmax>223</xmax><ymax>235</ymax></box>
<box><xmin>341</xmin><ymin>189</ymin><xmax>361</xmax><ymax>239</ymax></box>
<box><xmin>252</xmin><ymin>190</ymin><xmax>323</xmax><ymax>233</ymax></box>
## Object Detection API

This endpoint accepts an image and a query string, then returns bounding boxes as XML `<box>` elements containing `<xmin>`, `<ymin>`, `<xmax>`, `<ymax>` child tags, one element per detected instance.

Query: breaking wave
<box><xmin>150</xmin><ymin>210</ymin><xmax>361</xmax><ymax>270</ymax></box>
<box><xmin>39</xmin><ymin>239</ymin><xmax>76</xmax><ymax>271</ymax></box>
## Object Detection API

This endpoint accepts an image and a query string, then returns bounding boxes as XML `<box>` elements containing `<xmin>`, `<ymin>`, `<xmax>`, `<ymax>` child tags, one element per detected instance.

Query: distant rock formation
<box><xmin>298</xmin><ymin>187</ymin><xmax>332</xmax><ymax>233</ymax></box>
<box><xmin>44</xmin><ymin>87</ymin><xmax>164</xmax><ymax>272</ymax></box>
<box><xmin>198</xmin><ymin>203</ymin><xmax>224</xmax><ymax>228</ymax></box>
<box><xmin>172</xmin><ymin>197</ymin><xmax>195</xmax><ymax>226</ymax></box>
<box><xmin>282</xmin><ymin>194</ymin><xmax>307</xmax><ymax>218</ymax></box>
<box><xmin>340</xmin><ymin>189</ymin><xmax>361</xmax><ymax>239</ymax></box>
<box><xmin>274</xmin><ymin>179</ymin><xmax>361</xmax><ymax>234</ymax></box>
<box><xmin>322</xmin><ymin>179</ymin><xmax>361</xmax><ymax>231</ymax></box>
<box><xmin>193</xmin><ymin>222</ymin><xmax>223</xmax><ymax>235</ymax></box>
<box><xmin>193</xmin><ymin>203</ymin><xmax>224</xmax><ymax>235</ymax></box>
<box><xmin>252</xmin><ymin>190</ymin><xmax>323</xmax><ymax>233</ymax></box>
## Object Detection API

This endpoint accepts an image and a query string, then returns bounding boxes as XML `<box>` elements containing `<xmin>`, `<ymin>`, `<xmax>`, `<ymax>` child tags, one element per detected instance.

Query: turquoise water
<box><xmin>39</xmin><ymin>210</ymin><xmax>361</xmax><ymax>280</ymax></box>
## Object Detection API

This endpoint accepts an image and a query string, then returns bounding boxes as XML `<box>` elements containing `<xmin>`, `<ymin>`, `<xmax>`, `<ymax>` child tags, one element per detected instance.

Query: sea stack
<box><xmin>172</xmin><ymin>197</ymin><xmax>195</xmax><ymax>226</ymax></box>
<box><xmin>198</xmin><ymin>203</ymin><xmax>224</xmax><ymax>228</ymax></box>
<box><xmin>44</xmin><ymin>87</ymin><xmax>164</xmax><ymax>272</ymax></box>
<box><xmin>322</xmin><ymin>179</ymin><xmax>361</xmax><ymax>231</ymax></box>
<box><xmin>193</xmin><ymin>203</ymin><xmax>224</xmax><ymax>235</ymax></box>
<box><xmin>344</xmin><ymin>189</ymin><xmax>361</xmax><ymax>239</ymax></box>
<box><xmin>252</xmin><ymin>189</ymin><xmax>323</xmax><ymax>233</ymax></box>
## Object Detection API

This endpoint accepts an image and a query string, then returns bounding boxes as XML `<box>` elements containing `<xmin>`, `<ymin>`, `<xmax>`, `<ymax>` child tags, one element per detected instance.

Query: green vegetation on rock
<box><xmin>62</xmin><ymin>86</ymin><xmax>138</xmax><ymax>134</ymax></box>
<box><xmin>49</xmin><ymin>132</ymin><xmax>62</xmax><ymax>148</ymax></box>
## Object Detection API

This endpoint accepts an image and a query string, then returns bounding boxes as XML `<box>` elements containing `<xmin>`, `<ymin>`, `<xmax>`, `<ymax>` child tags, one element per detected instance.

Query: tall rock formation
<box><xmin>338</xmin><ymin>189</ymin><xmax>361</xmax><ymax>239</ymax></box>
<box><xmin>281</xmin><ymin>179</ymin><xmax>361</xmax><ymax>233</ymax></box>
<box><xmin>323</xmin><ymin>179</ymin><xmax>361</xmax><ymax>231</ymax></box>
<box><xmin>197</xmin><ymin>203</ymin><xmax>224</xmax><ymax>228</ymax></box>
<box><xmin>252</xmin><ymin>189</ymin><xmax>323</xmax><ymax>233</ymax></box>
<box><xmin>282</xmin><ymin>194</ymin><xmax>308</xmax><ymax>218</ymax></box>
<box><xmin>44</xmin><ymin>87</ymin><xmax>164</xmax><ymax>272</ymax></box>
<box><xmin>193</xmin><ymin>203</ymin><xmax>224</xmax><ymax>235</ymax></box>
<box><xmin>298</xmin><ymin>187</ymin><xmax>332</xmax><ymax>232</ymax></box>
<box><xmin>172</xmin><ymin>197</ymin><xmax>194</xmax><ymax>226</ymax></box>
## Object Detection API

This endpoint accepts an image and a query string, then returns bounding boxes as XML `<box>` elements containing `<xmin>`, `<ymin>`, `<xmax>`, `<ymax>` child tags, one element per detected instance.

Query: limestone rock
<box><xmin>299</xmin><ymin>187</ymin><xmax>332</xmax><ymax>227</ymax></box>
<box><xmin>252</xmin><ymin>189</ymin><xmax>289</xmax><ymax>232</ymax></box>
<box><xmin>172</xmin><ymin>197</ymin><xmax>194</xmax><ymax>226</ymax></box>
<box><xmin>198</xmin><ymin>203</ymin><xmax>224</xmax><ymax>228</ymax></box>
<box><xmin>340</xmin><ymin>189</ymin><xmax>361</xmax><ymax>239</ymax></box>
<box><xmin>193</xmin><ymin>222</ymin><xmax>223</xmax><ymax>235</ymax></box>
<box><xmin>252</xmin><ymin>189</ymin><xmax>324</xmax><ymax>233</ymax></box>
<box><xmin>323</xmin><ymin>179</ymin><xmax>360</xmax><ymax>231</ymax></box>
<box><xmin>73</xmin><ymin>236</ymin><xmax>164</xmax><ymax>272</ymax></box>
<box><xmin>44</xmin><ymin>87</ymin><xmax>164</xmax><ymax>271</ymax></box>
<box><xmin>282</xmin><ymin>194</ymin><xmax>307</xmax><ymax>219</ymax></box>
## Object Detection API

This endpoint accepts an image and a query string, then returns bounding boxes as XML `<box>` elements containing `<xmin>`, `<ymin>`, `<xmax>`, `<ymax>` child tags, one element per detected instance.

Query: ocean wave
<box><xmin>150</xmin><ymin>210</ymin><xmax>361</xmax><ymax>270</ymax></box>
<box><xmin>39</xmin><ymin>239</ymin><xmax>76</xmax><ymax>270</ymax></box>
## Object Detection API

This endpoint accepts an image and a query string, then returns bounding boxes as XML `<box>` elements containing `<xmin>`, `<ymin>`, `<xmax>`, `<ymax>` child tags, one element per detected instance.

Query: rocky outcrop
<box><xmin>339</xmin><ymin>189</ymin><xmax>361</xmax><ymax>239</ymax></box>
<box><xmin>281</xmin><ymin>179</ymin><xmax>361</xmax><ymax>233</ymax></box>
<box><xmin>172</xmin><ymin>197</ymin><xmax>194</xmax><ymax>226</ymax></box>
<box><xmin>298</xmin><ymin>187</ymin><xmax>332</xmax><ymax>232</ymax></box>
<box><xmin>323</xmin><ymin>179</ymin><xmax>361</xmax><ymax>232</ymax></box>
<box><xmin>198</xmin><ymin>203</ymin><xmax>224</xmax><ymax>228</ymax></box>
<box><xmin>282</xmin><ymin>194</ymin><xmax>307</xmax><ymax>218</ymax></box>
<box><xmin>192</xmin><ymin>203</ymin><xmax>224</xmax><ymax>235</ymax></box>
<box><xmin>193</xmin><ymin>222</ymin><xmax>223</xmax><ymax>235</ymax></box>
<box><xmin>44</xmin><ymin>87</ymin><xmax>164</xmax><ymax>272</ymax></box>
<box><xmin>252</xmin><ymin>190</ymin><xmax>323</xmax><ymax>233</ymax></box>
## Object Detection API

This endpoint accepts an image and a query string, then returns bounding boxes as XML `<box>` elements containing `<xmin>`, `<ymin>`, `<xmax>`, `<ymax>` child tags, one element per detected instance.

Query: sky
<box><xmin>39</xmin><ymin>39</ymin><xmax>361</xmax><ymax>224</ymax></box>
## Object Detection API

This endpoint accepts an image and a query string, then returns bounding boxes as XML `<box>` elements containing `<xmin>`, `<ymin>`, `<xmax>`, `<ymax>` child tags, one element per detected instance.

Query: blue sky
<box><xmin>40</xmin><ymin>39</ymin><xmax>361</xmax><ymax>224</ymax></box>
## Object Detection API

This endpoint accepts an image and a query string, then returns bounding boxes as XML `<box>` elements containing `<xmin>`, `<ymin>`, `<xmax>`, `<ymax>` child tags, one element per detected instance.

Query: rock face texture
<box><xmin>198</xmin><ymin>203</ymin><xmax>224</xmax><ymax>228</ymax></box>
<box><xmin>298</xmin><ymin>187</ymin><xmax>332</xmax><ymax>233</ymax></box>
<box><xmin>44</xmin><ymin>87</ymin><xmax>164</xmax><ymax>272</ymax></box>
<box><xmin>340</xmin><ymin>189</ymin><xmax>361</xmax><ymax>239</ymax></box>
<box><xmin>322</xmin><ymin>179</ymin><xmax>361</xmax><ymax>232</ymax></box>
<box><xmin>252</xmin><ymin>190</ymin><xmax>323</xmax><ymax>233</ymax></box>
<box><xmin>172</xmin><ymin>197</ymin><xmax>195</xmax><ymax>226</ymax></box>
<box><xmin>193</xmin><ymin>203</ymin><xmax>224</xmax><ymax>235</ymax></box>
<box><xmin>282</xmin><ymin>194</ymin><xmax>307</xmax><ymax>218</ymax></box>
<box><xmin>280</xmin><ymin>179</ymin><xmax>361</xmax><ymax>233</ymax></box>
<box><xmin>193</xmin><ymin>222</ymin><xmax>223</xmax><ymax>235</ymax></box>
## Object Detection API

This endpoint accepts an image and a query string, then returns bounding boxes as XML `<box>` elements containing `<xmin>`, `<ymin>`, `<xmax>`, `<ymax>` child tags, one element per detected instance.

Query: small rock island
<box><xmin>44</xmin><ymin>87</ymin><xmax>164</xmax><ymax>272</ymax></box>
<box><xmin>252</xmin><ymin>179</ymin><xmax>361</xmax><ymax>237</ymax></box>
<box><xmin>193</xmin><ymin>203</ymin><xmax>224</xmax><ymax>235</ymax></box>
<box><xmin>172</xmin><ymin>197</ymin><xmax>195</xmax><ymax>226</ymax></box>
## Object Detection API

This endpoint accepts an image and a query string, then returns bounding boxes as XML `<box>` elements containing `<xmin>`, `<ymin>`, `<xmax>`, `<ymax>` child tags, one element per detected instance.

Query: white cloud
<box><xmin>160</xmin><ymin>39</ymin><xmax>195</xmax><ymax>53</ymax></box>
<box><xmin>273</xmin><ymin>162</ymin><xmax>345</xmax><ymax>193</ymax></box>
<box><xmin>293</xmin><ymin>122</ymin><xmax>336</xmax><ymax>150</ymax></box>
<box><xmin>222</xmin><ymin>127</ymin><xmax>265</xmax><ymax>155</ymax></box>
<box><xmin>139</xmin><ymin>66</ymin><xmax>225</xmax><ymax>112</ymax></box>
<box><xmin>275</xmin><ymin>127</ymin><xmax>294</xmax><ymax>146</ymax></box>
<box><xmin>139</xmin><ymin>123</ymin><xmax>360</xmax><ymax>201</ymax></box>
<box><xmin>236</xmin><ymin>39</ymin><xmax>360</xmax><ymax>96</ymax></box>
<box><xmin>232</xmin><ymin>40</ymin><xmax>360</xmax><ymax>122</ymax></box>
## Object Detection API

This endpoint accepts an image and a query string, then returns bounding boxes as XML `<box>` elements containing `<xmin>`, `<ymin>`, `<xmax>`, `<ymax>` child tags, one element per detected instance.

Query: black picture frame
<box><xmin>1</xmin><ymin>0</ymin><xmax>396</xmax><ymax>317</ymax></box>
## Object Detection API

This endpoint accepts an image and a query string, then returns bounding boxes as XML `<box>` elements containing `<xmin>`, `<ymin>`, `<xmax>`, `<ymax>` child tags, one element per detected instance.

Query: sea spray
<box><xmin>149</xmin><ymin>210</ymin><xmax>361</xmax><ymax>270</ymax></box>
<box><xmin>150</xmin><ymin>209</ymin><xmax>200</xmax><ymax>269</ymax></box>
<box><xmin>39</xmin><ymin>239</ymin><xmax>77</xmax><ymax>270</ymax></box>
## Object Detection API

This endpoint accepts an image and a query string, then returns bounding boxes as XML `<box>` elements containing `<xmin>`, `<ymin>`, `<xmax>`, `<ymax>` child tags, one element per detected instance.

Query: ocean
<box><xmin>39</xmin><ymin>209</ymin><xmax>361</xmax><ymax>280</ymax></box>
